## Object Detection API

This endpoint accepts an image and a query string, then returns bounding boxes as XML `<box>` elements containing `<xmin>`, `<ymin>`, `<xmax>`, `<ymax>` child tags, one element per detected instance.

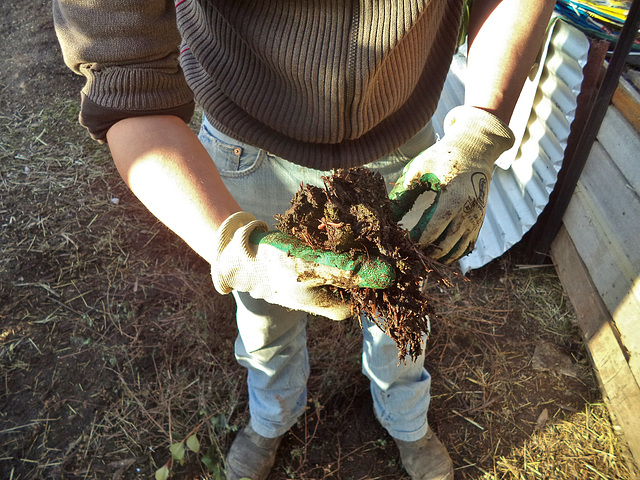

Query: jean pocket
<box><xmin>198</xmin><ymin>123</ymin><xmax>265</xmax><ymax>178</ymax></box>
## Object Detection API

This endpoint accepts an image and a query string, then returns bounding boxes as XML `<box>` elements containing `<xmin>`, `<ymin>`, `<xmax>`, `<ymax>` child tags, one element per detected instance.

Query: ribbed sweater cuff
<box><xmin>81</xmin><ymin>66</ymin><xmax>194</xmax><ymax>112</ymax></box>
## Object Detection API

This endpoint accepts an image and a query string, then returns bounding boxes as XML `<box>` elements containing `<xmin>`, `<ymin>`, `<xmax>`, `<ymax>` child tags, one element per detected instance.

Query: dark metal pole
<box><xmin>530</xmin><ymin>0</ymin><xmax>640</xmax><ymax>264</ymax></box>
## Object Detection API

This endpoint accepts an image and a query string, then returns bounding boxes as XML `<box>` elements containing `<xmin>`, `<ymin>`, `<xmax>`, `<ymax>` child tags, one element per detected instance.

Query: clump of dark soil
<box><xmin>275</xmin><ymin>167</ymin><xmax>446</xmax><ymax>361</ymax></box>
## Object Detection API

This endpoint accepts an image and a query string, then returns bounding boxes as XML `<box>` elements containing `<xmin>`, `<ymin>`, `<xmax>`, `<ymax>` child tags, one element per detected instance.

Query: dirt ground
<box><xmin>0</xmin><ymin>2</ymin><xmax>634</xmax><ymax>480</ymax></box>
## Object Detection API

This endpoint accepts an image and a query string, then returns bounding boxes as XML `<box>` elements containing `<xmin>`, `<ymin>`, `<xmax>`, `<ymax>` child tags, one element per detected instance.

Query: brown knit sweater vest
<box><xmin>54</xmin><ymin>0</ymin><xmax>463</xmax><ymax>169</ymax></box>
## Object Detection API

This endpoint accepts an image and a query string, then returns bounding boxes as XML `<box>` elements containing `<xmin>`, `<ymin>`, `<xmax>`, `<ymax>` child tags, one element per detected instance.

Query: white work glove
<box><xmin>211</xmin><ymin>211</ymin><xmax>395</xmax><ymax>320</ymax></box>
<box><xmin>389</xmin><ymin>106</ymin><xmax>515</xmax><ymax>263</ymax></box>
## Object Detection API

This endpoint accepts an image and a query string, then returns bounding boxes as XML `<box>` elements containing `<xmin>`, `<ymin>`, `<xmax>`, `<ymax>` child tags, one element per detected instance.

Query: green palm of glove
<box><xmin>212</xmin><ymin>211</ymin><xmax>395</xmax><ymax>320</ymax></box>
<box><xmin>389</xmin><ymin>106</ymin><xmax>515</xmax><ymax>264</ymax></box>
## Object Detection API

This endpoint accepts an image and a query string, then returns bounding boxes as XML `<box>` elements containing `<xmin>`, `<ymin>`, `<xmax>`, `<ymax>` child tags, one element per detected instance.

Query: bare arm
<box><xmin>106</xmin><ymin>115</ymin><xmax>241</xmax><ymax>264</ymax></box>
<box><xmin>466</xmin><ymin>0</ymin><xmax>556</xmax><ymax>122</ymax></box>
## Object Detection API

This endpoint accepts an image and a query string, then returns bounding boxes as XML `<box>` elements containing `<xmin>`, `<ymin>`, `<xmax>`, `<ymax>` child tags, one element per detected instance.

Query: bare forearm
<box><xmin>106</xmin><ymin>115</ymin><xmax>241</xmax><ymax>264</ymax></box>
<box><xmin>466</xmin><ymin>0</ymin><xmax>555</xmax><ymax>122</ymax></box>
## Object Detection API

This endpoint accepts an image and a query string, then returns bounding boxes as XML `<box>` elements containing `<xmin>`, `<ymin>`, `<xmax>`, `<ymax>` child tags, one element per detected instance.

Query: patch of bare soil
<box><xmin>0</xmin><ymin>2</ymin><xmax>633</xmax><ymax>480</ymax></box>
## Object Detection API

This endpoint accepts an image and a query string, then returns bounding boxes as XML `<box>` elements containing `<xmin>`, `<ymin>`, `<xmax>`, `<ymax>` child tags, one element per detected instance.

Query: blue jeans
<box><xmin>198</xmin><ymin>116</ymin><xmax>435</xmax><ymax>441</ymax></box>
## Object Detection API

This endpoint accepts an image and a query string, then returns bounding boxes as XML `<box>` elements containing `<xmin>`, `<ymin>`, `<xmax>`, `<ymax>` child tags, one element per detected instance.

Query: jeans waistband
<box><xmin>202</xmin><ymin>114</ymin><xmax>433</xmax><ymax>161</ymax></box>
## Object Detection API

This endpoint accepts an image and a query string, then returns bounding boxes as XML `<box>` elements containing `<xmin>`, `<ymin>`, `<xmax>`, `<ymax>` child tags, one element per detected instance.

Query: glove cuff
<box><xmin>443</xmin><ymin>106</ymin><xmax>515</xmax><ymax>163</ymax></box>
<box><xmin>212</xmin><ymin>211</ymin><xmax>268</xmax><ymax>294</ymax></box>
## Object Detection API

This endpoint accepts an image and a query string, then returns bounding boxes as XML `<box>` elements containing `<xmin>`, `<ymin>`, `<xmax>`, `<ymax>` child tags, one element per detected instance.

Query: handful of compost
<box><xmin>275</xmin><ymin>167</ymin><xmax>444</xmax><ymax>361</ymax></box>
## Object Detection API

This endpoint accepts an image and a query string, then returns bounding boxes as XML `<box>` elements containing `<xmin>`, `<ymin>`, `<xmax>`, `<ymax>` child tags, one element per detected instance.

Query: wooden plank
<box><xmin>612</xmin><ymin>77</ymin><xmax>640</xmax><ymax>134</ymax></box>
<box><xmin>578</xmin><ymin>141</ymin><xmax>640</xmax><ymax>268</ymax></box>
<box><xmin>563</xmin><ymin>183</ymin><xmax>640</xmax><ymax>384</ymax></box>
<box><xmin>551</xmin><ymin>226</ymin><xmax>640</xmax><ymax>474</ymax></box>
<box><xmin>566</xmin><ymin>140</ymin><xmax>640</xmax><ymax>311</ymax></box>
<box><xmin>596</xmin><ymin>106</ymin><xmax>640</xmax><ymax>193</ymax></box>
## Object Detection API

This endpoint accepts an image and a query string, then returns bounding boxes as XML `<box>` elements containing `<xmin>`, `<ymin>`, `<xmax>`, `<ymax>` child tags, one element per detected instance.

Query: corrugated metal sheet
<box><xmin>428</xmin><ymin>18</ymin><xmax>590</xmax><ymax>273</ymax></box>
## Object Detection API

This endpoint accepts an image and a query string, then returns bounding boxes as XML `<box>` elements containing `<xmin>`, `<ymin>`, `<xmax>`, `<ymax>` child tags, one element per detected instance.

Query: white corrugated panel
<box><xmin>430</xmin><ymin>18</ymin><xmax>590</xmax><ymax>273</ymax></box>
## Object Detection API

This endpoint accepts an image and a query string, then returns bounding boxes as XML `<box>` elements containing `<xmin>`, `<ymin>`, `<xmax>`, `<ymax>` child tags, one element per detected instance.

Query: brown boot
<box><xmin>225</xmin><ymin>422</ymin><xmax>284</xmax><ymax>480</ymax></box>
<box><xmin>393</xmin><ymin>427</ymin><xmax>454</xmax><ymax>480</ymax></box>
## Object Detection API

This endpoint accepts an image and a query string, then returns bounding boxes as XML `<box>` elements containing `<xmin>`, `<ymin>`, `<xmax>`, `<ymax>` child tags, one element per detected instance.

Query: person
<box><xmin>53</xmin><ymin>1</ymin><xmax>555</xmax><ymax>478</ymax></box>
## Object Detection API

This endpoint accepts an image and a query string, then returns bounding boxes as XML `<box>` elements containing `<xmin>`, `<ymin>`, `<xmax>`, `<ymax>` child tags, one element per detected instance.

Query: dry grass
<box><xmin>493</xmin><ymin>403</ymin><xmax>631</xmax><ymax>479</ymax></box>
<box><xmin>1</xmin><ymin>79</ymin><xmax>636</xmax><ymax>480</ymax></box>
<box><xmin>1</xmin><ymin>98</ymin><xmax>244</xmax><ymax>478</ymax></box>
<box><xmin>420</xmin><ymin>264</ymin><xmax>635</xmax><ymax>480</ymax></box>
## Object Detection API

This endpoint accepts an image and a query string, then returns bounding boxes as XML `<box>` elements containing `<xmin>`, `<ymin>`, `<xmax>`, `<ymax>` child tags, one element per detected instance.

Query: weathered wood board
<box><xmin>560</xmin><ymin>105</ymin><xmax>640</xmax><ymax>387</ymax></box>
<box><xmin>612</xmin><ymin>76</ymin><xmax>640</xmax><ymax>133</ymax></box>
<box><xmin>549</xmin><ymin>78</ymin><xmax>640</xmax><ymax>473</ymax></box>
<box><xmin>596</xmin><ymin>106</ymin><xmax>640</xmax><ymax>193</ymax></box>
<box><xmin>551</xmin><ymin>226</ymin><xmax>640</xmax><ymax>474</ymax></box>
